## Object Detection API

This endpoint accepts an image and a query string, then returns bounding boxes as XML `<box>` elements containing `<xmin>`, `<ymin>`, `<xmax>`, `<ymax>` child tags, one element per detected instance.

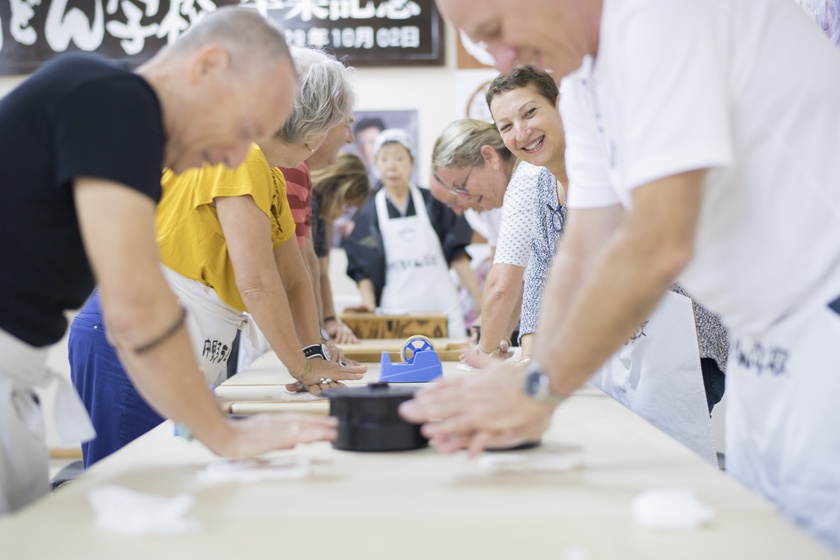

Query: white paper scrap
<box><xmin>197</xmin><ymin>455</ymin><xmax>310</xmax><ymax>484</ymax></box>
<box><xmin>478</xmin><ymin>451</ymin><xmax>584</xmax><ymax>474</ymax></box>
<box><xmin>632</xmin><ymin>487</ymin><xmax>715</xmax><ymax>530</ymax></box>
<box><xmin>88</xmin><ymin>485</ymin><xmax>201</xmax><ymax>536</ymax></box>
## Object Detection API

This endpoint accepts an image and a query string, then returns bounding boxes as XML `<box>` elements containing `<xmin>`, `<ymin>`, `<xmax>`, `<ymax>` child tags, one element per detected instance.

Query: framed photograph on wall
<box><xmin>342</xmin><ymin>109</ymin><xmax>419</xmax><ymax>189</ymax></box>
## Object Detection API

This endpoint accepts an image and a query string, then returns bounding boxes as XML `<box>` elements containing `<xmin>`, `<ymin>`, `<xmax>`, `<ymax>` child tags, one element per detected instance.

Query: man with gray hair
<box><xmin>0</xmin><ymin>7</ymin><xmax>337</xmax><ymax>515</ymax></box>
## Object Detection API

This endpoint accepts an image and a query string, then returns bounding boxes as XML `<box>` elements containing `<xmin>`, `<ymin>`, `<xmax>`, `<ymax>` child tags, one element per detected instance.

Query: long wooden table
<box><xmin>0</xmin><ymin>359</ymin><xmax>835</xmax><ymax>559</ymax></box>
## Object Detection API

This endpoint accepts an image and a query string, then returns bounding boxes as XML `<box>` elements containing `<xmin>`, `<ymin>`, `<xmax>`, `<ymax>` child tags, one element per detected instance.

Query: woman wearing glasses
<box><xmin>431</xmin><ymin>119</ymin><xmax>542</xmax><ymax>360</ymax></box>
<box><xmin>344</xmin><ymin>129</ymin><xmax>477</xmax><ymax>337</ymax></box>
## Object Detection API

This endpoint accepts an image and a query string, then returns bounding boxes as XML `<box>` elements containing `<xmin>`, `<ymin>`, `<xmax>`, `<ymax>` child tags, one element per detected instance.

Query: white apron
<box><xmin>725</xmin><ymin>297</ymin><xmax>840</xmax><ymax>551</ymax></box>
<box><xmin>375</xmin><ymin>186</ymin><xmax>465</xmax><ymax>337</ymax></box>
<box><xmin>0</xmin><ymin>327</ymin><xmax>95</xmax><ymax>514</ymax></box>
<box><xmin>590</xmin><ymin>290</ymin><xmax>716</xmax><ymax>464</ymax></box>
<box><xmin>162</xmin><ymin>266</ymin><xmax>259</xmax><ymax>387</ymax></box>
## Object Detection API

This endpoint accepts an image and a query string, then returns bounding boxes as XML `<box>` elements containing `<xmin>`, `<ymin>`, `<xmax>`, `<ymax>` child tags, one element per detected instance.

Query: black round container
<box><xmin>323</xmin><ymin>383</ymin><xmax>428</xmax><ymax>452</ymax></box>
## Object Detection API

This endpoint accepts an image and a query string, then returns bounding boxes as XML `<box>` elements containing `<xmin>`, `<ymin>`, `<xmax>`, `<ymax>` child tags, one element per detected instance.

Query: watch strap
<box><xmin>525</xmin><ymin>361</ymin><xmax>565</xmax><ymax>408</ymax></box>
<box><xmin>303</xmin><ymin>344</ymin><xmax>328</xmax><ymax>360</ymax></box>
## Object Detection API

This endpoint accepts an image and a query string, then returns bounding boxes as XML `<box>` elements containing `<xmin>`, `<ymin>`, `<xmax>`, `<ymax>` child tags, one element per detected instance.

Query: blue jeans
<box><xmin>69</xmin><ymin>290</ymin><xmax>163</xmax><ymax>468</ymax></box>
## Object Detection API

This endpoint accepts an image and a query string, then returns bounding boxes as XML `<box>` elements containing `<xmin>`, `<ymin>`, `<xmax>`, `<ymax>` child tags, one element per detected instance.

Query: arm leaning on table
<box><xmin>75</xmin><ymin>179</ymin><xmax>338</xmax><ymax>457</ymax></box>
<box><xmin>302</xmin><ymin>238</ymin><xmax>325</xmax><ymax>324</ymax></box>
<box><xmin>344</xmin><ymin>197</ymin><xmax>383</xmax><ymax>313</ymax></box>
<box><xmin>216</xmin><ymin>195</ymin><xmax>366</xmax><ymax>396</ymax></box>
<box><xmin>319</xmin><ymin>252</ymin><xmax>359</xmax><ymax>344</ymax></box>
<box><xmin>469</xmin><ymin>263</ymin><xmax>523</xmax><ymax>358</ymax></box>
<box><xmin>450</xmin><ymin>253</ymin><xmax>483</xmax><ymax>330</ymax></box>
<box><xmin>400</xmin><ymin>171</ymin><xmax>705</xmax><ymax>455</ymax></box>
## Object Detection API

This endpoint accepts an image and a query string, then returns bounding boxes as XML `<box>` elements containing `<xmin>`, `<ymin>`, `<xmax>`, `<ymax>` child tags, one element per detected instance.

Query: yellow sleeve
<box><xmin>271</xmin><ymin>167</ymin><xmax>297</xmax><ymax>248</ymax></box>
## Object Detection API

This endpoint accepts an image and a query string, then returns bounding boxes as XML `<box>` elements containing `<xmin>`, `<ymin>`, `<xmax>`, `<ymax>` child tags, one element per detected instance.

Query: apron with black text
<box><xmin>591</xmin><ymin>290</ymin><xmax>716</xmax><ymax>463</ymax></box>
<box><xmin>162</xmin><ymin>266</ymin><xmax>259</xmax><ymax>387</ymax></box>
<box><xmin>725</xmin><ymin>297</ymin><xmax>840</xmax><ymax>550</ymax></box>
<box><xmin>375</xmin><ymin>186</ymin><xmax>465</xmax><ymax>337</ymax></box>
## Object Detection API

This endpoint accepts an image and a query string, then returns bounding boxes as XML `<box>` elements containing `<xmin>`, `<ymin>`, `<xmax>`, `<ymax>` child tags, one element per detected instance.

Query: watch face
<box><xmin>524</xmin><ymin>369</ymin><xmax>543</xmax><ymax>398</ymax></box>
<box><xmin>320</xmin><ymin>327</ymin><xmax>330</xmax><ymax>341</ymax></box>
<box><xmin>321</xmin><ymin>343</ymin><xmax>331</xmax><ymax>361</ymax></box>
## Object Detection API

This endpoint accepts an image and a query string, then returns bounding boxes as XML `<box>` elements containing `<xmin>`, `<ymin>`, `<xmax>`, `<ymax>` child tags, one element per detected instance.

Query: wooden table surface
<box><xmin>0</xmin><ymin>360</ymin><xmax>835</xmax><ymax>560</ymax></box>
<box><xmin>339</xmin><ymin>312</ymin><xmax>450</xmax><ymax>339</ymax></box>
<box><xmin>337</xmin><ymin>337</ymin><xmax>471</xmax><ymax>362</ymax></box>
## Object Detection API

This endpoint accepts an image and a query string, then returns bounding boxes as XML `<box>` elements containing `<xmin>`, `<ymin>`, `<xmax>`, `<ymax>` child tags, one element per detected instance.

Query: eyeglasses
<box><xmin>435</xmin><ymin>167</ymin><xmax>473</xmax><ymax>196</ymax></box>
<box><xmin>547</xmin><ymin>203</ymin><xmax>566</xmax><ymax>234</ymax></box>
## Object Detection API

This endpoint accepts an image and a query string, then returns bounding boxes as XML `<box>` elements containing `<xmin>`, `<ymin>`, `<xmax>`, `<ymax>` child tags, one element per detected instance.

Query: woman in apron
<box><xmin>486</xmin><ymin>66</ymin><xmax>724</xmax><ymax>463</ymax></box>
<box><xmin>69</xmin><ymin>47</ymin><xmax>366</xmax><ymax>468</ymax></box>
<box><xmin>345</xmin><ymin>129</ymin><xmax>474</xmax><ymax>338</ymax></box>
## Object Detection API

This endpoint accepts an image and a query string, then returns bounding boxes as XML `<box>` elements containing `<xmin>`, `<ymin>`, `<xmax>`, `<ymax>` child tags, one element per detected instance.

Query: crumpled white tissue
<box><xmin>88</xmin><ymin>485</ymin><xmax>201</xmax><ymax>535</ymax></box>
<box><xmin>632</xmin><ymin>487</ymin><xmax>715</xmax><ymax>530</ymax></box>
<box><xmin>197</xmin><ymin>456</ymin><xmax>310</xmax><ymax>484</ymax></box>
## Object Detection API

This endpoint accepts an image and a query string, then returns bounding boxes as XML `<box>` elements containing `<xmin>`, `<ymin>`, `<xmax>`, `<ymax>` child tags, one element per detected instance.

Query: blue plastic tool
<box><xmin>378</xmin><ymin>348</ymin><xmax>443</xmax><ymax>383</ymax></box>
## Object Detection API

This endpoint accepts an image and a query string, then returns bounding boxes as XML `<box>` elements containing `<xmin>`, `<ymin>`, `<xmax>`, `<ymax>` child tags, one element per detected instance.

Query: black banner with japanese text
<box><xmin>0</xmin><ymin>0</ymin><xmax>444</xmax><ymax>75</ymax></box>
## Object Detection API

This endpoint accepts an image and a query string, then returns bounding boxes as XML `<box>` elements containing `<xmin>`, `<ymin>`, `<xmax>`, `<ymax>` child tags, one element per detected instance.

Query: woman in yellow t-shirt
<box><xmin>69</xmin><ymin>47</ymin><xmax>365</xmax><ymax>466</ymax></box>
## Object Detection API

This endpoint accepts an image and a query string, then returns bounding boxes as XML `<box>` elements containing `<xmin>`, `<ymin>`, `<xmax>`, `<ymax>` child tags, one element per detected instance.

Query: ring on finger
<box><xmin>319</xmin><ymin>377</ymin><xmax>333</xmax><ymax>385</ymax></box>
<box><xmin>294</xmin><ymin>381</ymin><xmax>306</xmax><ymax>390</ymax></box>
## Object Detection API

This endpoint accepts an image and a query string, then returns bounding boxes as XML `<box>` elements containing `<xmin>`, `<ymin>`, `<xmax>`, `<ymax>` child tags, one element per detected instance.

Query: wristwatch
<box><xmin>303</xmin><ymin>343</ymin><xmax>331</xmax><ymax>361</ymax></box>
<box><xmin>523</xmin><ymin>361</ymin><xmax>565</xmax><ymax>407</ymax></box>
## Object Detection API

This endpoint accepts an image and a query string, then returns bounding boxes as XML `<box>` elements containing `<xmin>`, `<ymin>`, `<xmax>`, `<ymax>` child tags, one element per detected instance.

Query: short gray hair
<box><xmin>167</xmin><ymin>7</ymin><xmax>290</xmax><ymax>72</ymax></box>
<box><xmin>432</xmin><ymin>119</ymin><xmax>512</xmax><ymax>171</ymax></box>
<box><xmin>276</xmin><ymin>47</ymin><xmax>356</xmax><ymax>144</ymax></box>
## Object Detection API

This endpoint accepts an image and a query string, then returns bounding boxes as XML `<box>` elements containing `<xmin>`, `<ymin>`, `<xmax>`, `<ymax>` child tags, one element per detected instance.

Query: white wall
<box><xmin>0</xmin><ymin>23</ymin><xmax>464</xmax><ymax>187</ymax></box>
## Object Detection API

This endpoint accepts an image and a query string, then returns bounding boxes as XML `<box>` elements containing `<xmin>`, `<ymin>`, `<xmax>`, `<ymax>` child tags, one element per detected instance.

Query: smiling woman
<box><xmin>431</xmin><ymin>119</ymin><xmax>517</xmax><ymax>211</ymax></box>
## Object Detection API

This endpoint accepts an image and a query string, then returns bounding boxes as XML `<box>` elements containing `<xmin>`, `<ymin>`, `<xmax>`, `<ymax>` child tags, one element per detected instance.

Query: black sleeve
<box><xmin>54</xmin><ymin>75</ymin><xmax>163</xmax><ymax>201</ymax></box>
<box><xmin>312</xmin><ymin>198</ymin><xmax>329</xmax><ymax>258</ymax></box>
<box><xmin>423</xmin><ymin>189</ymin><xmax>473</xmax><ymax>265</ymax></box>
<box><xmin>344</xmin><ymin>197</ymin><xmax>386</xmax><ymax>304</ymax></box>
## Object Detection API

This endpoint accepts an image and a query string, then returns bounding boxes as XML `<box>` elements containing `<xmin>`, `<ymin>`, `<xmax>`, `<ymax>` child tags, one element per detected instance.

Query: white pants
<box><xmin>726</xmin><ymin>298</ymin><xmax>840</xmax><ymax>551</ymax></box>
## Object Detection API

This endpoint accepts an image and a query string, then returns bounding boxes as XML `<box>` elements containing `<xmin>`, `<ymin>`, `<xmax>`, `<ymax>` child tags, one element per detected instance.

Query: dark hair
<box><xmin>485</xmin><ymin>66</ymin><xmax>559</xmax><ymax>110</ymax></box>
<box><xmin>311</xmin><ymin>152</ymin><xmax>370</xmax><ymax>217</ymax></box>
<box><xmin>354</xmin><ymin>117</ymin><xmax>386</xmax><ymax>136</ymax></box>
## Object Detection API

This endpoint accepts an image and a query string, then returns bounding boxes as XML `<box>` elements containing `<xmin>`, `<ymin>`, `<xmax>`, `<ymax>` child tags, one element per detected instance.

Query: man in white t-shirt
<box><xmin>401</xmin><ymin>0</ymin><xmax>840</xmax><ymax>549</ymax></box>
